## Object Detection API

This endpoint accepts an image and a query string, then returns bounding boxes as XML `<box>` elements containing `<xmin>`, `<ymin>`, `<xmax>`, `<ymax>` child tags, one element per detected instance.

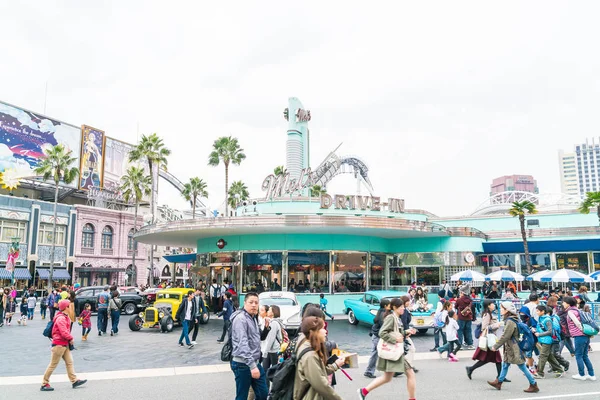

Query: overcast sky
<box><xmin>1</xmin><ymin>2</ymin><xmax>599</xmax><ymax>216</ymax></box>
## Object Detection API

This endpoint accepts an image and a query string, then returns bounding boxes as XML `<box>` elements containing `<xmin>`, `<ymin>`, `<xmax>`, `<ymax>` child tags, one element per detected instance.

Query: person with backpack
<box><xmin>519</xmin><ymin>306</ymin><xmax>538</xmax><ymax>374</ymax></box>
<box><xmin>455</xmin><ymin>285</ymin><xmax>475</xmax><ymax>350</ymax></box>
<box><xmin>217</xmin><ymin>292</ymin><xmax>234</xmax><ymax>343</ymax></box>
<box><xmin>365</xmin><ymin>298</ymin><xmax>391</xmax><ymax>378</ymax></box>
<box><xmin>230</xmin><ymin>292</ymin><xmax>268</xmax><ymax>400</ymax></box>
<box><xmin>210</xmin><ymin>279</ymin><xmax>221</xmax><ymax>313</ymax></box>
<box><xmin>108</xmin><ymin>291</ymin><xmax>122</xmax><ymax>336</ymax></box>
<box><xmin>96</xmin><ymin>286</ymin><xmax>110</xmax><ymax>336</ymax></box>
<box><xmin>532</xmin><ymin>305</ymin><xmax>564</xmax><ymax>379</ymax></box>
<box><xmin>563</xmin><ymin>296</ymin><xmax>596</xmax><ymax>381</ymax></box>
<box><xmin>466</xmin><ymin>300</ymin><xmax>505</xmax><ymax>381</ymax></box>
<box><xmin>487</xmin><ymin>301</ymin><xmax>539</xmax><ymax>393</ymax></box>
<box><xmin>292</xmin><ymin>316</ymin><xmax>345</xmax><ymax>400</ymax></box>
<box><xmin>40</xmin><ymin>300</ymin><xmax>87</xmax><ymax>392</ymax></box>
<box><xmin>429</xmin><ymin>296</ymin><xmax>448</xmax><ymax>352</ymax></box>
<box><xmin>546</xmin><ymin>298</ymin><xmax>570</xmax><ymax>373</ymax></box>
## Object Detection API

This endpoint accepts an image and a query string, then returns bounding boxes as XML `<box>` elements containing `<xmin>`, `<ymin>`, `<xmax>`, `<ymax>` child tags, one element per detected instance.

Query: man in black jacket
<box><xmin>176</xmin><ymin>290</ymin><xmax>197</xmax><ymax>349</ymax></box>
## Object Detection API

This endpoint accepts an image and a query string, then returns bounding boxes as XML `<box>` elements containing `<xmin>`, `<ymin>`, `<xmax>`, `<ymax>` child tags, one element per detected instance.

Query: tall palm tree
<box><xmin>508</xmin><ymin>200</ymin><xmax>538</xmax><ymax>275</ymax></box>
<box><xmin>120</xmin><ymin>166</ymin><xmax>151</xmax><ymax>285</ymax></box>
<box><xmin>129</xmin><ymin>133</ymin><xmax>171</xmax><ymax>285</ymax></box>
<box><xmin>274</xmin><ymin>165</ymin><xmax>286</xmax><ymax>177</ymax></box>
<box><xmin>309</xmin><ymin>184</ymin><xmax>326</xmax><ymax>197</ymax></box>
<box><xmin>34</xmin><ymin>144</ymin><xmax>79</xmax><ymax>291</ymax></box>
<box><xmin>579</xmin><ymin>191</ymin><xmax>600</xmax><ymax>224</ymax></box>
<box><xmin>182</xmin><ymin>177</ymin><xmax>208</xmax><ymax>218</ymax></box>
<box><xmin>208</xmin><ymin>136</ymin><xmax>246</xmax><ymax>216</ymax></box>
<box><xmin>228</xmin><ymin>180</ymin><xmax>250</xmax><ymax>210</ymax></box>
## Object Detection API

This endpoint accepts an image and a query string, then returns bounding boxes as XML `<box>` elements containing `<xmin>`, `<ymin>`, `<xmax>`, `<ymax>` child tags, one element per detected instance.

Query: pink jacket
<box><xmin>566</xmin><ymin>307</ymin><xmax>584</xmax><ymax>337</ymax></box>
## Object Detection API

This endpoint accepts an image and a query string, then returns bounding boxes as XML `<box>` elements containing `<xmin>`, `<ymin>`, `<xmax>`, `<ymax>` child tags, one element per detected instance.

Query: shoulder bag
<box><xmin>377</xmin><ymin>316</ymin><xmax>404</xmax><ymax>361</ymax></box>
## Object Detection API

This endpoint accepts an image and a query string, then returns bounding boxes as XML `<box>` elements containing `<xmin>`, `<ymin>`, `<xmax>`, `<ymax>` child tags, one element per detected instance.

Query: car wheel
<box><xmin>160</xmin><ymin>316</ymin><xmax>174</xmax><ymax>333</ymax></box>
<box><xmin>348</xmin><ymin>309</ymin><xmax>359</xmax><ymax>325</ymax></box>
<box><xmin>199</xmin><ymin>312</ymin><xmax>210</xmax><ymax>325</ymax></box>
<box><xmin>129</xmin><ymin>316</ymin><xmax>143</xmax><ymax>331</ymax></box>
<box><xmin>417</xmin><ymin>328</ymin><xmax>428</xmax><ymax>335</ymax></box>
<box><xmin>123</xmin><ymin>303</ymin><xmax>136</xmax><ymax>315</ymax></box>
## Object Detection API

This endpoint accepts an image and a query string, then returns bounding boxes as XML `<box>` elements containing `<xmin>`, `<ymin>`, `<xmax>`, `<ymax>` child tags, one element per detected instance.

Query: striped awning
<box><xmin>37</xmin><ymin>269</ymin><xmax>71</xmax><ymax>280</ymax></box>
<box><xmin>0</xmin><ymin>268</ymin><xmax>32</xmax><ymax>280</ymax></box>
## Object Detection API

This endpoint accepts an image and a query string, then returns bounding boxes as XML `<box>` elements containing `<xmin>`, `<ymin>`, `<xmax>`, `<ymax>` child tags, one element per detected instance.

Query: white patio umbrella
<box><xmin>540</xmin><ymin>269</ymin><xmax>595</xmax><ymax>283</ymax></box>
<box><xmin>525</xmin><ymin>270</ymin><xmax>553</xmax><ymax>282</ymax></box>
<box><xmin>485</xmin><ymin>270</ymin><xmax>524</xmax><ymax>282</ymax></box>
<box><xmin>450</xmin><ymin>270</ymin><xmax>487</xmax><ymax>282</ymax></box>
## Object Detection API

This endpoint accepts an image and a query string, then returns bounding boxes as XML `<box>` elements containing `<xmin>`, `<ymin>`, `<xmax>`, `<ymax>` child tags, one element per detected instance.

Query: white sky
<box><xmin>1</xmin><ymin>2</ymin><xmax>599</xmax><ymax>216</ymax></box>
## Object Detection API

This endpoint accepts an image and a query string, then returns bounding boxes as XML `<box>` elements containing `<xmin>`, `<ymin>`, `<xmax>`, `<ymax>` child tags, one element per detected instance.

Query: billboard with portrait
<box><xmin>0</xmin><ymin>101</ymin><xmax>80</xmax><ymax>187</ymax></box>
<box><xmin>103</xmin><ymin>137</ymin><xmax>150</xmax><ymax>200</ymax></box>
<box><xmin>79</xmin><ymin>125</ymin><xmax>106</xmax><ymax>190</ymax></box>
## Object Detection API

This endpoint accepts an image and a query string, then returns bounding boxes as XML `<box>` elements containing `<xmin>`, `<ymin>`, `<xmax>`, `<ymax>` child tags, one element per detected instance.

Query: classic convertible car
<box><xmin>343</xmin><ymin>290</ymin><xmax>435</xmax><ymax>334</ymax></box>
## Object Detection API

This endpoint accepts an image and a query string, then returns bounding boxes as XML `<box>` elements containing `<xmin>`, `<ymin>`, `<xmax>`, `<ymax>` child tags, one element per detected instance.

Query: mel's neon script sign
<box><xmin>320</xmin><ymin>193</ymin><xmax>405</xmax><ymax>213</ymax></box>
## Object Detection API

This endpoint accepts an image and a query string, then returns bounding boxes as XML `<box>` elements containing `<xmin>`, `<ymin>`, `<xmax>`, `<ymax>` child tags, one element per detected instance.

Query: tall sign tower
<box><xmin>284</xmin><ymin>97</ymin><xmax>311</xmax><ymax>195</ymax></box>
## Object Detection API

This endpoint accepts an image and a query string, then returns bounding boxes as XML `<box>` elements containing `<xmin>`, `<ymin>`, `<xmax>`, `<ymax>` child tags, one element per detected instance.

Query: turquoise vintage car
<box><xmin>343</xmin><ymin>290</ymin><xmax>435</xmax><ymax>334</ymax></box>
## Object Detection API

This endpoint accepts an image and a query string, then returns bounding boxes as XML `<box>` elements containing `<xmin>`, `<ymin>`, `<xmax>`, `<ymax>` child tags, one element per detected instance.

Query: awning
<box><xmin>209</xmin><ymin>262</ymin><xmax>236</xmax><ymax>267</ymax></box>
<box><xmin>37</xmin><ymin>269</ymin><xmax>71</xmax><ymax>280</ymax></box>
<box><xmin>0</xmin><ymin>268</ymin><xmax>32</xmax><ymax>280</ymax></box>
<box><xmin>162</xmin><ymin>253</ymin><xmax>197</xmax><ymax>263</ymax></box>
<box><xmin>77</xmin><ymin>267</ymin><xmax>126</xmax><ymax>273</ymax></box>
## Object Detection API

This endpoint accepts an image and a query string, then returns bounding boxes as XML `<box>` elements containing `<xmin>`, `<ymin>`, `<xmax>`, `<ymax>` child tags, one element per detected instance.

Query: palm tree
<box><xmin>34</xmin><ymin>144</ymin><xmax>79</xmax><ymax>291</ymax></box>
<box><xmin>120</xmin><ymin>166</ymin><xmax>151</xmax><ymax>285</ymax></box>
<box><xmin>208</xmin><ymin>136</ymin><xmax>246</xmax><ymax>216</ymax></box>
<box><xmin>309</xmin><ymin>184</ymin><xmax>326</xmax><ymax>197</ymax></box>
<box><xmin>182</xmin><ymin>177</ymin><xmax>208</xmax><ymax>218</ymax></box>
<box><xmin>228</xmin><ymin>180</ymin><xmax>250</xmax><ymax>210</ymax></box>
<box><xmin>274</xmin><ymin>165</ymin><xmax>286</xmax><ymax>177</ymax></box>
<box><xmin>508</xmin><ymin>200</ymin><xmax>538</xmax><ymax>275</ymax></box>
<box><xmin>579</xmin><ymin>192</ymin><xmax>600</xmax><ymax>224</ymax></box>
<box><xmin>129</xmin><ymin>133</ymin><xmax>171</xmax><ymax>285</ymax></box>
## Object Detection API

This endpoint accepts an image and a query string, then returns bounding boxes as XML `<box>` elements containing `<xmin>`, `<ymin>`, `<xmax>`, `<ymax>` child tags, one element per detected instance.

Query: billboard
<box><xmin>103</xmin><ymin>137</ymin><xmax>149</xmax><ymax>199</ymax></box>
<box><xmin>79</xmin><ymin>125</ymin><xmax>106</xmax><ymax>190</ymax></box>
<box><xmin>0</xmin><ymin>101</ymin><xmax>80</xmax><ymax>187</ymax></box>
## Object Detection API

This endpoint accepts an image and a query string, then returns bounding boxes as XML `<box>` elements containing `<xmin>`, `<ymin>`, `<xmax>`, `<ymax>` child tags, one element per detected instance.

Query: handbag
<box><xmin>478</xmin><ymin>333</ymin><xmax>488</xmax><ymax>350</ymax></box>
<box><xmin>377</xmin><ymin>317</ymin><xmax>404</xmax><ymax>361</ymax></box>
<box><xmin>582</xmin><ymin>323</ymin><xmax>599</xmax><ymax>336</ymax></box>
<box><xmin>487</xmin><ymin>333</ymin><xmax>498</xmax><ymax>349</ymax></box>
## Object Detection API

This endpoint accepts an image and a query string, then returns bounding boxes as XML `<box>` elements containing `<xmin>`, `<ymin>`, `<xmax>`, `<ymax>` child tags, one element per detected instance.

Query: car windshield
<box><xmin>260</xmin><ymin>298</ymin><xmax>297</xmax><ymax>306</ymax></box>
<box><xmin>157</xmin><ymin>293</ymin><xmax>181</xmax><ymax>301</ymax></box>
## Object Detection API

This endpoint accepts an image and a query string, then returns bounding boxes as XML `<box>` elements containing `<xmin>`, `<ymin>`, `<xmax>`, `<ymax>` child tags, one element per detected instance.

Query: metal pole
<box><xmin>48</xmin><ymin>180</ymin><xmax>59</xmax><ymax>293</ymax></box>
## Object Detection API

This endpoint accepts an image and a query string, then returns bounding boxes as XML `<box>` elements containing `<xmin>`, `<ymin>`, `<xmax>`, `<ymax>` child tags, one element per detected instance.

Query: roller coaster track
<box><xmin>158</xmin><ymin>169</ymin><xmax>207</xmax><ymax>215</ymax></box>
<box><xmin>310</xmin><ymin>145</ymin><xmax>374</xmax><ymax>195</ymax></box>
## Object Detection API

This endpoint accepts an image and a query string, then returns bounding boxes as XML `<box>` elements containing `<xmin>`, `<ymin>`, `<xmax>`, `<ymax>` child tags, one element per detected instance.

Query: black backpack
<box><xmin>220</xmin><ymin>313</ymin><xmax>239</xmax><ymax>362</ymax></box>
<box><xmin>267</xmin><ymin>340</ymin><xmax>312</xmax><ymax>400</ymax></box>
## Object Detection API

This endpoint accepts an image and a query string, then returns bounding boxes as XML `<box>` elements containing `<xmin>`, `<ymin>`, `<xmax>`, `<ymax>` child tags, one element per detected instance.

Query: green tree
<box><xmin>309</xmin><ymin>184</ymin><xmax>326</xmax><ymax>197</ymax></box>
<box><xmin>274</xmin><ymin>165</ymin><xmax>286</xmax><ymax>177</ymax></box>
<box><xmin>208</xmin><ymin>136</ymin><xmax>246</xmax><ymax>216</ymax></box>
<box><xmin>508</xmin><ymin>200</ymin><xmax>538</xmax><ymax>274</ymax></box>
<box><xmin>182</xmin><ymin>177</ymin><xmax>208</xmax><ymax>218</ymax></box>
<box><xmin>120</xmin><ymin>166</ymin><xmax>151</xmax><ymax>285</ymax></box>
<box><xmin>228</xmin><ymin>180</ymin><xmax>250</xmax><ymax>210</ymax></box>
<box><xmin>34</xmin><ymin>144</ymin><xmax>79</xmax><ymax>291</ymax></box>
<box><xmin>129</xmin><ymin>133</ymin><xmax>171</xmax><ymax>284</ymax></box>
<box><xmin>579</xmin><ymin>191</ymin><xmax>600</xmax><ymax>224</ymax></box>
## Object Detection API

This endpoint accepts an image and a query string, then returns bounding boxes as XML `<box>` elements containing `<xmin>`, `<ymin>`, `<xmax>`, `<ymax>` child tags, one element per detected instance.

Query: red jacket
<box><xmin>52</xmin><ymin>312</ymin><xmax>74</xmax><ymax>346</ymax></box>
<box><xmin>455</xmin><ymin>295</ymin><xmax>473</xmax><ymax>321</ymax></box>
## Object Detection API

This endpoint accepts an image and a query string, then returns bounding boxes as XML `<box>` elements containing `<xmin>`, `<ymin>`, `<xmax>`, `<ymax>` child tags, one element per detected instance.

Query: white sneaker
<box><xmin>191</xmin><ymin>341</ymin><xmax>197</xmax><ymax>345</ymax></box>
<box><xmin>572</xmin><ymin>374</ymin><xmax>587</xmax><ymax>381</ymax></box>
<box><xmin>586</xmin><ymin>375</ymin><xmax>597</xmax><ymax>381</ymax></box>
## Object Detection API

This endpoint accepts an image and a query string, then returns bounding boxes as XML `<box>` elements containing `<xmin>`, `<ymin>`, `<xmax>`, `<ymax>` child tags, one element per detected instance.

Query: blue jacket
<box><xmin>536</xmin><ymin>315</ymin><xmax>554</xmax><ymax>345</ymax></box>
<box><xmin>218</xmin><ymin>299</ymin><xmax>234</xmax><ymax>321</ymax></box>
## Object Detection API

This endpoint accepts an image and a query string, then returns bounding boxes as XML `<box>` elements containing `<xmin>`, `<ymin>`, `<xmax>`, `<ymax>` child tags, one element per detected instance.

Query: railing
<box><xmin>486</xmin><ymin>226</ymin><xmax>600</xmax><ymax>239</ymax></box>
<box><xmin>80</xmin><ymin>247</ymin><xmax>94</xmax><ymax>255</ymax></box>
<box><xmin>101</xmin><ymin>248</ymin><xmax>114</xmax><ymax>256</ymax></box>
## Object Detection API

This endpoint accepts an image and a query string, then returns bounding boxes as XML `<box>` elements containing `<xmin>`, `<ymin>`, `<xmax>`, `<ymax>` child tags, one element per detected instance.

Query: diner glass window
<box><xmin>210</xmin><ymin>253</ymin><xmax>236</xmax><ymax>288</ymax></box>
<box><xmin>101</xmin><ymin>226</ymin><xmax>113</xmax><ymax>249</ymax></box>
<box><xmin>288</xmin><ymin>252</ymin><xmax>330</xmax><ymax>293</ymax></box>
<box><xmin>593</xmin><ymin>253</ymin><xmax>600</xmax><ymax>271</ymax></box>
<box><xmin>0</xmin><ymin>220</ymin><xmax>26</xmax><ymax>242</ymax></box>
<box><xmin>557</xmin><ymin>253</ymin><xmax>589</xmax><ymax>274</ymax></box>
<box><xmin>333</xmin><ymin>252</ymin><xmax>366</xmax><ymax>293</ymax></box>
<box><xmin>416</xmin><ymin>266</ymin><xmax>440</xmax><ymax>287</ymax></box>
<box><xmin>38</xmin><ymin>223</ymin><xmax>66</xmax><ymax>246</ymax></box>
<box><xmin>127</xmin><ymin>228</ymin><xmax>138</xmax><ymax>251</ymax></box>
<box><xmin>369</xmin><ymin>253</ymin><xmax>386</xmax><ymax>290</ymax></box>
<box><xmin>519</xmin><ymin>253</ymin><xmax>551</xmax><ymax>271</ymax></box>
<box><xmin>82</xmin><ymin>224</ymin><xmax>95</xmax><ymax>248</ymax></box>
<box><xmin>490</xmin><ymin>254</ymin><xmax>516</xmax><ymax>272</ymax></box>
<box><xmin>390</xmin><ymin>266</ymin><xmax>411</xmax><ymax>287</ymax></box>
<box><xmin>242</xmin><ymin>252</ymin><xmax>282</xmax><ymax>293</ymax></box>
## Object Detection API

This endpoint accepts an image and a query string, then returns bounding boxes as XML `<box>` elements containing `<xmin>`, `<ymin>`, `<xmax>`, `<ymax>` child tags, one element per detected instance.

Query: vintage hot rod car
<box><xmin>129</xmin><ymin>288</ymin><xmax>209</xmax><ymax>332</ymax></box>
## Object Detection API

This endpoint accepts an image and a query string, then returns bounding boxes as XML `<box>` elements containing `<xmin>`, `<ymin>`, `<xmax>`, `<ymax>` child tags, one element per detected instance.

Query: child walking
<box><xmin>18</xmin><ymin>297</ymin><xmax>28</xmax><ymax>325</ymax></box>
<box><xmin>437</xmin><ymin>310</ymin><xmax>461</xmax><ymax>361</ymax></box>
<box><xmin>79</xmin><ymin>304</ymin><xmax>92</xmax><ymax>341</ymax></box>
<box><xmin>5</xmin><ymin>296</ymin><xmax>16</xmax><ymax>325</ymax></box>
<box><xmin>319</xmin><ymin>293</ymin><xmax>334</xmax><ymax>320</ymax></box>
<box><xmin>27</xmin><ymin>293</ymin><xmax>37</xmax><ymax>320</ymax></box>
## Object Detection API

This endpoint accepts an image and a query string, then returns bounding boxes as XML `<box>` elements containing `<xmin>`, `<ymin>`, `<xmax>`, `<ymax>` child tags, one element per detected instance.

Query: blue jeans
<box><xmin>498</xmin><ymin>362</ymin><xmax>536</xmax><ymax>385</ymax></box>
<box><xmin>111</xmin><ymin>310</ymin><xmax>120</xmax><ymax>333</ymax></box>
<box><xmin>40</xmin><ymin>306</ymin><xmax>47</xmax><ymax>319</ymax></box>
<box><xmin>82</xmin><ymin>327</ymin><xmax>91</xmax><ymax>336</ymax></box>
<box><xmin>574</xmin><ymin>335</ymin><xmax>595</xmax><ymax>377</ymax></box>
<box><xmin>27</xmin><ymin>308</ymin><xmax>34</xmax><ymax>319</ymax></box>
<box><xmin>365</xmin><ymin>334</ymin><xmax>379</xmax><ymax>375</ymax></box>
<box><xmin>179</xmin><ymin>319</ymin><xmax>191</xmax><ymax>345</ymax></box>
<box><xmin>97</xmin><ymin>309</ymin><xmax>108</xmax><ymax>333</ymax></box>
<box><xmin>231</xmin><ymin>361</ymin><xmax>268</xmax><ymax>400</ymax></box>
<box><xmin>457</xmin><ymin>319</ymin><xmax>473</xmax><ymax>346</ymax></box>
<box><xmin>438</xmin><ymin>339</ymin><xmax>458</xmax><ymax>357</ymax></box>
<box><xmin>434</xmin><ymin>328</ymin><xmax>447</xmax><ymax>348</ymax></box>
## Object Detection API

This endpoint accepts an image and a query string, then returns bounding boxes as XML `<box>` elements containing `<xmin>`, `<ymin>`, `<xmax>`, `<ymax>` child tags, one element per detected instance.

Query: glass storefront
<box><xmin>369</xmin><ymin>253</ymin><xmax>386</xmax><ymax>290</ymax></box>
<box><xmin>210</xmin><ymin>253</ymin><xmax>237</xmax><ymax>289</ymax></box>
<box><xmin>288</xmin><ymin>252</ymin><xmax>330</xmax><ymax>293</ymax></box>
<box><xmin>489</xmin><ymin>254</ymin><xmax>516</xmax><ymax>272</ymax></box>
<box><xmin>333</xmin><ymin>252</ymin><xmax>366</xmax><ymax>293</ymax></box>
<box><xmin>242</xmin><ymin>252</ymin><xmax>281</xmax><ymax>293</ymax></box>
<box><xmin>416</xmin><ymin>266</ymin><xmax>441</xmax><ymax>286</ymax></box>
<box><xmin>520</xmin><ymin>253</ymin><xmax>551</xmax><ymax>272</ymax></box>
<box><xmin>557</xmin><ymin>253</ymin><xmax>589</xmax><ymax>274</ymax></box>
<box><xmin>594</xmin><ymin>253</ymin><xmax>600</xmax><ymax>270</ymax></box>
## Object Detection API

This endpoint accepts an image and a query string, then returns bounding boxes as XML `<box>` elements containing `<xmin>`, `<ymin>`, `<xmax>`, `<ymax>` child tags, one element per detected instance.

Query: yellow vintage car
<box><xmin>129</xmin><ymin>288</ymin><xmax>209</xmax><ymax>333</ymax></box>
